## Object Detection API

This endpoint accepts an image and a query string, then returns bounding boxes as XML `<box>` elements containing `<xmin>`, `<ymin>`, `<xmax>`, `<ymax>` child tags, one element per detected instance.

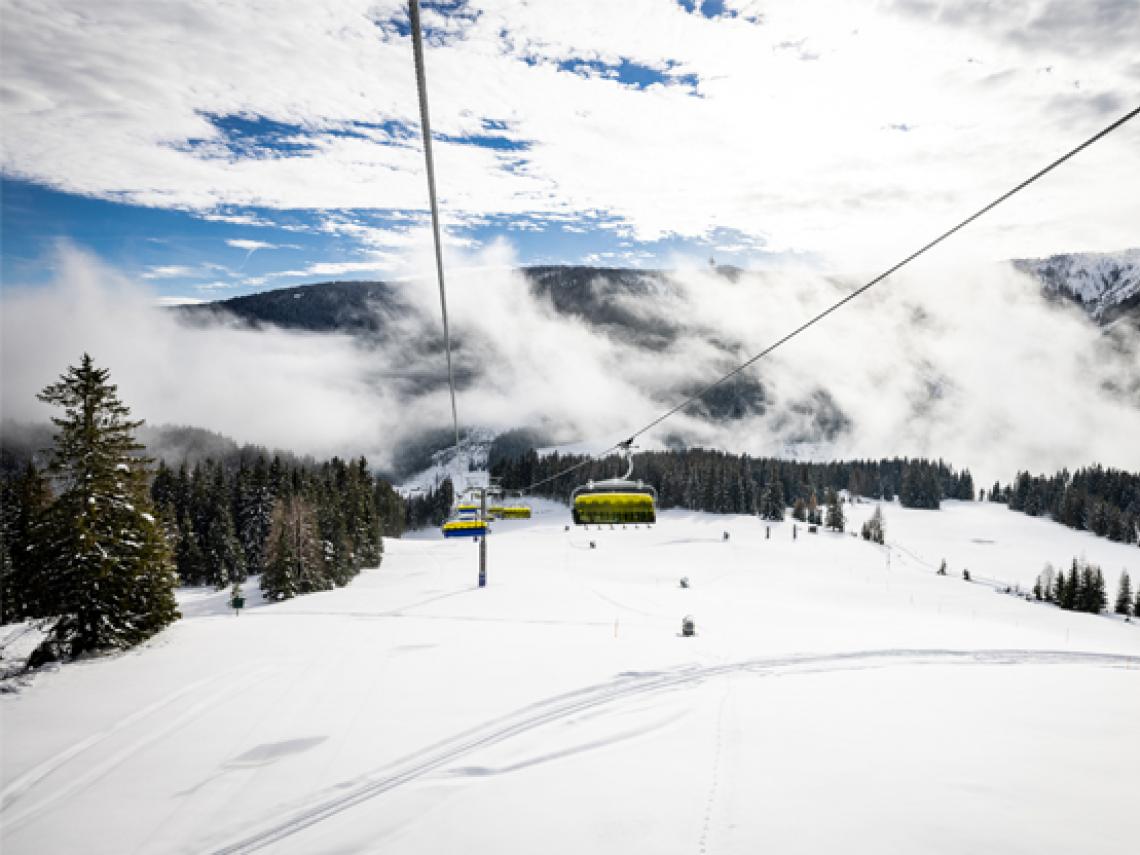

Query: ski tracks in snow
<box><xmin>1</xmin><ymin>664</ymin><xmax>280</xmax><ymax>833</ymax></box>
<box><xmin>208</xmin><ymin>648</ymin><xmax>1139</xmax><ymax>854</ymax></box>
<box><xmin>698</xmin><ymin>678</ymin><xmax>732</xmax><ymax>855</ymax></box>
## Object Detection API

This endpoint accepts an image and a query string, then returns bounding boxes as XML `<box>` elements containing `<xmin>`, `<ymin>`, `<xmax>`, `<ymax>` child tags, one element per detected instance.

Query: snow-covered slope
<box><xmin>397</xmin><ymin>429</ymin><xmax>494</xmax><ymax>496</ymax></box>
<box><xmin>2</xmin><ymin>501</ymin><xmax>1137</xmax><ymax>854</ymax></box>
<box><xmin>1014</xmin><ymin>248</ymin><xmax>1140</xmax><ymax>323</ymax></box>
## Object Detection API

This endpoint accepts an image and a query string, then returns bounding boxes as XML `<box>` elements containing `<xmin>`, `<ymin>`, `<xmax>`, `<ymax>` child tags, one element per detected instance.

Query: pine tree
<box><xmin>174</xmin><ymin>512</ymin><xmax>208</xmax><ymax>585</ymax></box>
<box><xmin>1058</xmin><ymin>558</ymin><xmax>1084</xmax><ymax>611</ymax></box>
<box><xmin>150</xmin><ymin>461</ymin><xmax>178</xmax><ymax>520</ymax></box>
<box><xmin>959</xmin><ymin>470</ymin><xmax>974</xmax><ymax>501</ymax></box>
<box><xmin>1079</xmin><ymin>564</ymin><xmax>1096</xmax><ymax>612</ymax></box>
<box><xmin>348</xmin><ymin>457</ymin><xmax>382</xmax><ymax>568</ymax></box>
<box><xmin>1052</xmin><ymin>565</ymin><xmax>1066</xmax><ymax>606</ymax></box>
<box><xmin>27</xmin><ymin>354</ymin><xmax>178</xmax><ymax>661</ymax></box>
<box><xmin>807</xmin><ymin>490</ymin><xmax>821</xmax><ymax>526</ymax></box>
<box><xmin>825</xmin><ymin>488</ymin><xmax>845</xmax><ymax>532</ymax></box>
<box><xmin>861</xmin><ymin>505</ymin><xmax>884</xmax><ymax>544</ymax></box>
<box><xmin>261</xmin><ymin>495</ymin><xmax>323</xmax><ymax>600</ymax></box>
<box><xmin>792</xmin><ymin>498</ymin><xmax>807</xmax><ymax>522</ymax></box>
<box><xmin>1059</xmin><ymin>560</ymin><xmax>1080</xmax><ymax>610</ymax></box>
<box><xmin>1</xmin><ymin>463</ymin><xmax>52</xmax><ymax>623</ymax></box>
<box><xmin>315</xmin><ymin>474</ymin><xmax>351</xmax><ymax>587</ymax></box>
<box><xmin>199</xmin><ymin>466</ymin><xmax>244</xmax><ymax>587</ymax></box>
<box><xmin>1089</xmin><ymin>502</ymin><xmax>1109</xmax><ymax>537</ymax></box>
<box><xmin>1038</xmin><ymin>562</ymin><xmax>1055</xmax><ymax>602</ymax></box>
<box><xmin>374</xmin><ymin>477</ymin><xmax>405</xmax><ymax>537</ymax></box>
<box><xmin>760</xmin><ymin>477</ymin><xmax>785</xmax><ymax>521</ymax></box>
<box><xmin>235</xmin><ymin>458</ymin><xmax>274</xmax><ymax>576</ymax></box>
<box><xmin>1113</xmin><ymin>571</ymin><xmax>1133</xmax><ymax>616</ymax></box>
<box><xmin>1089</xmin><ymin>566</ymin><xmax>1107</xmax><ymax>614</ymax></box>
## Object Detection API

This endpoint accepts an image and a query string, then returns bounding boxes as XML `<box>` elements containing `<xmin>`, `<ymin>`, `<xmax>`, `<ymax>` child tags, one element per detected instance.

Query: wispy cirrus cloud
<box><xmin>225</xmin><ymin>239</ymin><xmax>280</xmax><ymax>252</ymax></box>
<box><xmin>142</xmin><ymin>265</ymin><xmax>197</xmax><ymax>280</ymax></box>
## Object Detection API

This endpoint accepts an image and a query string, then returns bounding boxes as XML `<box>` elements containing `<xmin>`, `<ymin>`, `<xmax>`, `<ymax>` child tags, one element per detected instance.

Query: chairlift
<box><xmin>571</xmin><ymin>443</ymin><xmax>657</xmax><ymax>525</ymax></box>
<box><xmin>455</xmin><ymin>502</ymin><xmax>480</xmax><ymax>520</ymax></box>
<box><xmin>442</xmin><ymin>518</ymin><xmax>488</xmax><ymax>539</ymax></box>
<box><xmin>494</xmin><ymin>491</ymin><xmax>532</xmax><ymax>520</ymax></box>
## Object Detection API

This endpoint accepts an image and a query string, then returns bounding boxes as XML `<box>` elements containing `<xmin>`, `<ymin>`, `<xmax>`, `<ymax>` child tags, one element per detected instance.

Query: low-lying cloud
<box><xmin>2</xmin><ymin>243</ymin><xmax>1137</xmax><ymax>488</ymax></box>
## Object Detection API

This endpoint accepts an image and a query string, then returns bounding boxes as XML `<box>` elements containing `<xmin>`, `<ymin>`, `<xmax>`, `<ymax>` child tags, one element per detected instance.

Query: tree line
<box><xmin>402</xmin><ymin>479</ymin><xmax>455</xmax><ymax>530</ymax></box>
<box><xmin>148</xmin><ymin>454</ymin><xmax>405</xmax><ymax>600</ymax></box>
<box><xmin>492</xmin><ymin>448</ymin><xmax>974</xmax><ymax>514</ymax></box>
<box><xmin>1032</xmin><ymin>559</ymin><xmax>1139</xmax><ymax>617</ymax></box>
<box><xmin>0</xmin><ymin>354</ymin><xmax>408</xmax><ymax>663</ymax></box>
<box><xmin>990</xmin><ymin>465</ymin><xmax>1139</xmax><ymax>546</ymax></box>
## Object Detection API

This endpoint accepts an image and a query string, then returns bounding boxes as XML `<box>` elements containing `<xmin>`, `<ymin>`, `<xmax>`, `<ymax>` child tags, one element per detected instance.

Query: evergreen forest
<box><xmin>492</xmin><ymin>448</ymin><xmax>974</xmax><ymax>514</ymax></box>
<box><xmin>990</xmin><ymin>466</ymin><xmax>1140</xmax><ymax>545</ymax></box>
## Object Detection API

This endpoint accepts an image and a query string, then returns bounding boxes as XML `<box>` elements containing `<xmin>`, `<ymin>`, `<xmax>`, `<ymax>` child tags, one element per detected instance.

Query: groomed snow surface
<box><xmin>2</xmin><ymin>500</ymin><xmax>1138</xmax><ymax>854</ymax></box>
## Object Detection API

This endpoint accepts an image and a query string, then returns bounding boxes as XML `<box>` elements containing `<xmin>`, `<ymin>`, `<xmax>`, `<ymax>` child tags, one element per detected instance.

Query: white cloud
<box><xmin>142</xmin><ymin>265</ymin><xmax>196</xmax><ymax>279</ymax></box>
<box><xmin>1</xmin><ymin>248</ymin><xmax>406</xmax><ymax>462</ymax></box>
<box><xmin>274</xmin><ymin>260</ymin><xmax>398</xmax><ymax>278</ymax></box>
<box><xmin>1</xmin><ymin>1</ymin><xmax>1136</xmax><ymax>268</ymax></box>
<box><xmin>2</xmin><ymin>245</ymin><xmax>1138</xmax><ymax>486</ymax></box>
<box><xmin>201</xmin><ymin>212</ymin><xmax>281</xmax><ymax>227</ymax></box>
<box><xmin>225</xmin><ymin>239</ymin><xmax>278</xmax><ymax>252</ymax></box>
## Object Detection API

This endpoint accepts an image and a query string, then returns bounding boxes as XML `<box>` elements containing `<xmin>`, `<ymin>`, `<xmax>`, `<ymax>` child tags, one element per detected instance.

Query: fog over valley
<box><xmin>2</xmin><ymin>244</ymin><xmax>1137</xmax><ymax>488</ymax></box>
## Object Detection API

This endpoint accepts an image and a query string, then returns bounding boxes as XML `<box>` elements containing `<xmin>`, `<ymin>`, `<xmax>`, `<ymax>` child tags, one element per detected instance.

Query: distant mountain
<box><xmin>0</xmin><ymin>420</ymin><xmax>309</xmax><ymax>474</ymax></box>
<box><xmin>183</xmin><ymin>255</ymin><xmax>1140</xmax><ymax>339</ymax></box>
<box><xmin>172</xmin><ymin>260</ymin><xmax>1138</xmax><ymax>469</ymax></box>
<box><xmin>1014</xmin><ymin>249</ymin><xmax>1140</xmax><ymax>325</ymax></box>
<box><xmin>178</xmin><ymin>267</ymin><xmax>684</xmax><ymax>343</ymax></box>
<box><xmin>178</xmin><ymin>266</ymin><xmax>773</xmax><ymax>424</ymax></box>
<box><xmin>176</xmin><ymin>280</ymin><xmax>405</xmax><ymax>336</ymax></box>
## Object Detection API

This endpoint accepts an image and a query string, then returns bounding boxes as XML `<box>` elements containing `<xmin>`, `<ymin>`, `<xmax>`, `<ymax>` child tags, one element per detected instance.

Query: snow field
<box><xmin>0</xmin><ymin>499</ymin><xmax>1137</xmax><ymax>854</ymax></box>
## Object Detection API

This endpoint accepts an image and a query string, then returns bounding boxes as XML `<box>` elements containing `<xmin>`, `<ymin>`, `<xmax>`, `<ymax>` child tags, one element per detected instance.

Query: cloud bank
<box><xmin>2</xmin><ymin>245</ymin><xmax>1137</xmax><ymax>489</ymax></box>
<box><xmin>2</xmin><ymin>0</ymin><xmax>1138</xmax><ymax>273</ymax></box>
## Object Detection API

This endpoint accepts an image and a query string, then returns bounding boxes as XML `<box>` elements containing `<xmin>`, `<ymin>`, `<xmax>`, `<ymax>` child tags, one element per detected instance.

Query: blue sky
<box><xmin>2</xmin><ymin>0</ymin><xmax>1137</xmax><ymax>302</ymax></box>
<box><xmin>1</xmin><ymin>177</ymin><xmax>788</xmax><ymax>298</ymax></box>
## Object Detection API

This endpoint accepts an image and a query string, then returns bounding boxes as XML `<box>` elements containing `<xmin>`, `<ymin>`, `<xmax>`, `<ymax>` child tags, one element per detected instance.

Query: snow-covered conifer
<box><xmin>1114</xmin><ymin>571</ymin><xmax>1133</xmax><ymax>616</ymax></box>
<box><xmin>28</xmin><ymin>354</ymin><xmax>178</xmax><ymax>661</ymax></box>
<box><xmin>825</xmin><ymin>488</ymin><xmax>845</xmax><ymax>532</ymax></box>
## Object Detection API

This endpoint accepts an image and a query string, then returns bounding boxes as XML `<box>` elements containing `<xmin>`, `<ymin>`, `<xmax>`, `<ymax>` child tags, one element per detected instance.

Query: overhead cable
<box><xmin>409</xmin><ymin>0</ymin><xmax>462</xmax><ymax>452</ymax></box>
<box><xmin>521</xmin><ymin>104</ymin><xmax>1140</xmax><ymax>495</ymax></box>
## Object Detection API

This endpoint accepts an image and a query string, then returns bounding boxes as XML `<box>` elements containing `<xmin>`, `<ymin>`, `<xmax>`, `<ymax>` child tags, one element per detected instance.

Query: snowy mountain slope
<box><xmin>1014</xmin><ymin>248</ymin><xmax>1140</xmax><ymax>323</ymax></box>
<box><xmin>163</xmin><ymin>259</ymin><xmax>1140</xmax><ymax>482</ymax></box>
<box><xmin>1</xmin><ymin>501</ymin><xmax>1137</xmax><ymax>854</ymax></box>
<box><xmin>397</xmin><ymin>429</ymin><xmax>494</xmax><ymax>496</ymax></box>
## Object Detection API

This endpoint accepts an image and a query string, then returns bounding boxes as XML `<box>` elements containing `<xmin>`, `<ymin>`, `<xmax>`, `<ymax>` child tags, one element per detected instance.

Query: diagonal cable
<box><xmin>520</xmin><ymin>104</ymin><xmax>1140</xmax><ymax>495</ymax></box>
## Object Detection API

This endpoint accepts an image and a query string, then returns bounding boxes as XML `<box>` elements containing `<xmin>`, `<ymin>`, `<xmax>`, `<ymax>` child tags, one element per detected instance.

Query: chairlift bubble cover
<box><xmin>442</xmin><ymin>519</ymin><xmax>488</xmax><ymax>538</ymax></box>
<box><xmin>572</xmin><ymin>490</ymin><xmax>656</xmax><ymax>525</ymax></box>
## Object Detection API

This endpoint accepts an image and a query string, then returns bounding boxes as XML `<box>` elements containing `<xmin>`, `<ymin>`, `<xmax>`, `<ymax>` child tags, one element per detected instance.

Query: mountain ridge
<box><xmin>179</xmin><ymin>254</ymin><xmax>1140</xmax><ymax>332</ymax></box>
